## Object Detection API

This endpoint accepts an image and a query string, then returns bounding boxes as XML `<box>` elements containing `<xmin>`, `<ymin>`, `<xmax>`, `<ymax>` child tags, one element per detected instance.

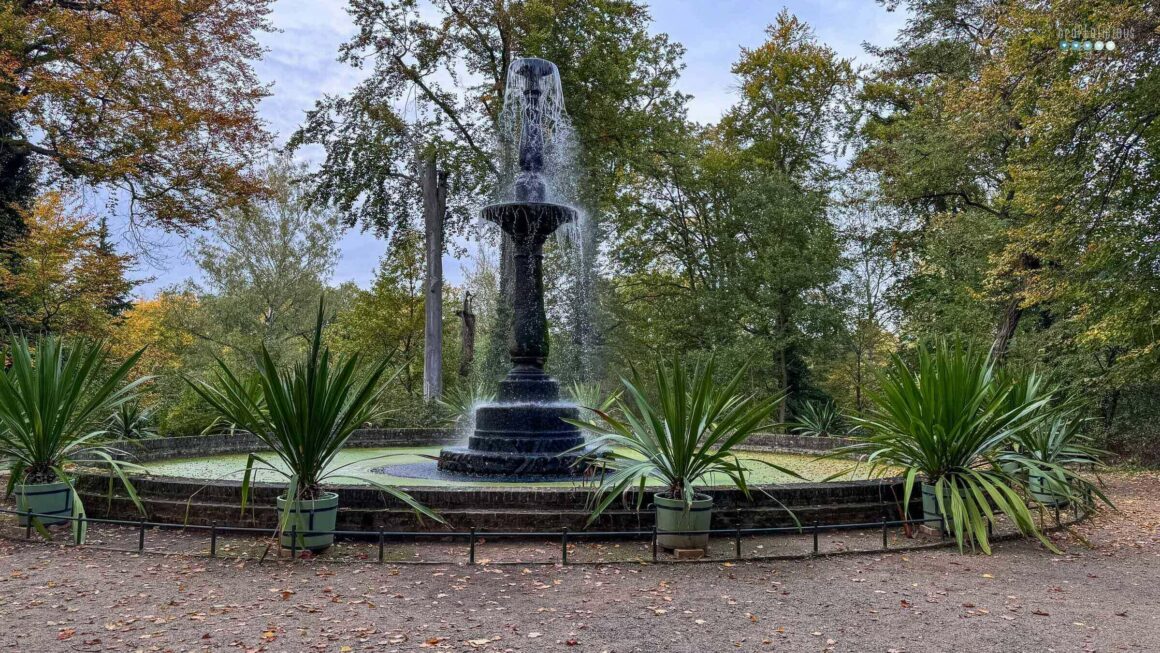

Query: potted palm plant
<box><xmin>843</xmin><ymin>342</ymin><xmax>1055</xmax><ymax>553</ymax></box>
<box><xmin>1006</xmin><ymin>410</ymin><xmax>1109</xmax><ymax>509</ymax></box>
<box><xmin>189</xmin><ymin>300</ymin><xmax>442</xmax><ymax>552</ymax></box>
<box><xmin>0</xmin><ymin>336</ymin><xmax>148</xmax><ymax>535</ymax></box>
<box><xmin>570</xmin><ymin>358</ymin><xmax>796</xmax><ymax>550</ymax></box>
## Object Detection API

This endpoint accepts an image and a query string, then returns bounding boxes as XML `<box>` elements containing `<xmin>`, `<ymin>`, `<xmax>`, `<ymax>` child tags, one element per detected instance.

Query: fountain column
<box><xmin>438</xmin><ymin>58</ymin><xmax>590</xmax><ymax>478</ymax></box>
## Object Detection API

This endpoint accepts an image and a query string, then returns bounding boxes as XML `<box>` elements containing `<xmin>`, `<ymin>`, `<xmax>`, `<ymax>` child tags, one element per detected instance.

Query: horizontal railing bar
<box><xmin>0</xmin><ymin>507</ymin><xmax>1082</xmax><ymax>540</ymax></box>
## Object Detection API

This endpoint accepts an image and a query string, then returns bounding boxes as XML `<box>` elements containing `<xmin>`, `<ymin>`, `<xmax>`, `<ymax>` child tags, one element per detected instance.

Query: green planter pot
<box><xmin>276</xmin><ymin>492</ymin><xmax>339</xmax><ymax>552</ymax></box>
<box><xmin>920</xmin><ymin>482</ymin><xmax>969</xmax><ymax>533</ymax></box>
<box><xmin>14</xmin><ymin>481</ymin><xmax>73</xmax><ymax>526</ymax></box>
<box><xmin>654</xmin><ymin>493</ymin><xmax>712</xmax><ymax>550</ymax></box>
<box><xmin>1028</xmin><ymin>470</ymin><xmax>1069</xmax><ymax>508</ymax></box>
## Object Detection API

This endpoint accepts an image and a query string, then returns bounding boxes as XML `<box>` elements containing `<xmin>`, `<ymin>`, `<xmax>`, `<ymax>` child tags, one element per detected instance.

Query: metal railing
<box><xmin>1</xmin><ymin>499</ymin><xmax>1092</xmax><ymax>565</ymax></box>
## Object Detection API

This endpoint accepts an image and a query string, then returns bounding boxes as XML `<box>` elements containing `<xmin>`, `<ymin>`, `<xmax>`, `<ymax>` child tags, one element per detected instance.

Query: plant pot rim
<box><xmin>14</xmin><ymin>479</ymin><xmax>70</xmax><ymax>488</ymax></box>
<box><xmin>276</xmin><ymin>491</ymin><xmax>339</xmax><ymax>504</ymax></box>
<box><xmin>654</xmin><ymin>492</ymin><xmax>713</xmax><ymax>503</ymax></box>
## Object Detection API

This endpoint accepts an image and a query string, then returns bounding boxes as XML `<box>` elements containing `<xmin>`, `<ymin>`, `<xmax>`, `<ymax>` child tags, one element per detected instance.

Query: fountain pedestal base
<box><xmin>438</xmin><ymin>368</ymin><xmax>592</xmax><ymax>477</ymax></box>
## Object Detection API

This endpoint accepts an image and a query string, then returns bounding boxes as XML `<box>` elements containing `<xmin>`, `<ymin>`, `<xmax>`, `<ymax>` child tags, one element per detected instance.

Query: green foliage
<box><xmin>436</xmin><ymin>381</ymin><xmax>496</xmax><ymax>428</ymax></box>
<box><xmin>566</xmin><ymin>381</ymin><xmax>621</xmax><ymax>423</ymax></box>
<box><xmin>188</xmin><ymin>156</ymin><xmax>344</xmax><ymax>363</ymax></box>
<box><xmin>0</xmin><ymin>336</ymin><xmax>149</xmax><ymax>537</ymax></box>
<box><xmin>788</xmin><ymin>401</ymin><xmax>845</xmax><ymax>438</ymax></box>
<box><xmin>570</xmin><ymin>358</ymin><xmax>793</xmax><ymax>524</ymax></box>
<box><xmin>188</xmin><ymin>301</ymin><xmax>440</xmax><ymax>523</ymax></box>
<box><xmin>845</xmin><ymin>342</ymin><xmax>1056</xmax><ymax>553</ymax></box>
<box><xmin>1006</xmin><ymin>410</ymin><xmax>1111</xmax><ymax>508</ymax></box>
<box><xmin>106</xmin><ymin>401</ymin><xmax>157</xmax><ymax>441</ymax></box>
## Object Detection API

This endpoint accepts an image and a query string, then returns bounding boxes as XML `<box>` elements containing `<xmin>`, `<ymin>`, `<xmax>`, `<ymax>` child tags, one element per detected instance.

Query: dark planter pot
<box><xmin>14</xmin><ymin>481</ymin><xmax>73</xmax><ymax>526</ymax></box>
<box><xmin>276</xmin><ymin>492</ymin><xmax>339</xmax><ymax>552</ymax></box>
<box><xmin>654</xmin><ymin>493</ymin><xmax>712</xmax><ymax>550</ymax></box>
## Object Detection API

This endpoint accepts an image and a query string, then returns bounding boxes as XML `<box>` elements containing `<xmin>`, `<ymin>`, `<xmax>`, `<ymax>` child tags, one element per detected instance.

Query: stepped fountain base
<box><xmin>438</xmin><ymin>368</ymin><xmax>594</xmax><ymax>477</ymax></box>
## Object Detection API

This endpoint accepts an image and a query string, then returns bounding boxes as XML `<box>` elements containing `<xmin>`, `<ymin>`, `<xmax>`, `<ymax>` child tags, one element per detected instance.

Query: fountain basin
<box><xmin>67</xmin><ymin>432</ymin><xmax>916</xmax><ymax>532</ymax></box>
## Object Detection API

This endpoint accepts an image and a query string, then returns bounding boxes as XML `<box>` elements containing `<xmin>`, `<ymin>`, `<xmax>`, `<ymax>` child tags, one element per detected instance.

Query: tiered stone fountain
<box><xmin>437</xmin><ymin>58</ymin><xmax>590</xmax><ymax>477</ymax></box>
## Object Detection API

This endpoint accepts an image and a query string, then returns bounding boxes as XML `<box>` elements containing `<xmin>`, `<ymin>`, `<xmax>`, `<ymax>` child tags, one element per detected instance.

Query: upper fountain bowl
<box><xmin>483</xmin><ymin>201</ymin><xmax>577</xmax><ymax>242</ymax></box>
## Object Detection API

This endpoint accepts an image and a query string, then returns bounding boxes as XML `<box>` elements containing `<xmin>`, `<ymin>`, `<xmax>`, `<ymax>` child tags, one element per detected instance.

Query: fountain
<box><xmin>437</xmin><ymin>58</ymin><xmax>591</xmax><ymax>477</ymax></box>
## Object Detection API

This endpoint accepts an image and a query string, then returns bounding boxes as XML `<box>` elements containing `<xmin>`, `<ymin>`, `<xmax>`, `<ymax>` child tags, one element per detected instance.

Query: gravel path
<box><xmin>2</xmin><ymin>472</ymin><xmax>1158</xmax><ymax>653</ymax></box>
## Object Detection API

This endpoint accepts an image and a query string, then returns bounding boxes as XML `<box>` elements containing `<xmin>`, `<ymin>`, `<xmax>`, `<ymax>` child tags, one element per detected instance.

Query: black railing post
<box><xmin>378</xmin><ymin>530</ymin><xmax>385</xmax><ymax>563</ymax></box>
<box><xmin>210</xmin><ymin>522</ymin><xmax>217</xmax><ymax>558</ymax></box>
<box><xmin>651</xmin><ymin>527</ymin><xmax>658</xmax><ymax>562</ymax></box>
<box><xmin>734</xmin><ymin>525</ymin><xmax>742</xmax><ymax>560</ymax></box>
<box><xmin>468</xmin><ymin>527</ymin><xmax>476</xmax><ymax>565</ymax></box>
<box><xmin>987</xmin><ymin>518</ymin><xmax>993</xmax><ymax>540</ymax></box>
<box><xmin>561</xmin><ymin>527</ymin><xmax>569</xmax><ymax>566</ymax></box>
<box><xmin>290</xmin><ymin>525</ymin><xmax>298</xmax><ymax>560</ymax></box>
<box><xmin>881</xmin><ymin>516</ymin><xmax>888</xmax><ymax>550</ymax></box>
<box><xmin>75</xmin><ymin>516</ymin><xmax>84</xmax><ymax>546</ymax></box>
<box><xmin>812</xmin><ymin>521</ymin><xmax>819</xmax><ymax>555</ymax></box>
<box><xmin>24</xmin><ymin>509</ymin><xmax>32</xmax><ymax>539</ymax></box>
<box><xmin>1054</xmin><ymin>505</ymin><xmax>1061</xmax><ymax>527</ymax></box>
<box><xmin>138</xmin><ymin>518</ymin><xmax>146</xmax><ymax>553</ymax></box>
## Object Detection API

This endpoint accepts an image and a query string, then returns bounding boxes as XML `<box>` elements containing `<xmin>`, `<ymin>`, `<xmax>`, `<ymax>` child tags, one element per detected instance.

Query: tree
<box><xmin>721</xmin><ymin>10</ymin><xmax>857</xmax><ymax>187</ymax></box>
<box><xmin>0</xmin><ymin>0</ymin><xmax>273</xmax><ymax>232</ymax></box>
<box><xmin>110</xmin><ymin>291</ymin><xmax>204</xmax><ymax>434</ymax></box>
<box><xmin>857</xmin><ymin>0</ymin><xmax>1159</xmax><ymax>361</ymax></box>
<box><xmin>604</xmin><ymin>12</ymin><xmax>852</xmax><ymax>417</ymax></box>
<box><xmin>291</xmin><ymin>0</ymin><xmax>685</xmax><ymax>236</ymax></box>
<box><xmin>0</xmin><ymin>190</ymin><xmax>136</xmax><ymax>336</ymax></box>
<box><xmin>290</xmin><ymin>0</ymin><xmax>688</xmax><ymax>388</ymax></box>
<box><xmin>186</xmin><ymin>157</ymin><xmax>343</xmax><ymax>360</ymax></box>
<box><xmin>329</xmin><ymin>232</ymin><xmax>464</xmax><ymax>422</ymax></box>
<box><xmin>856</xmin><ymin>0</ymin><xmax>1160</xmax><ymax>440</ymax></box>
<box><xmin>817</xmin><ymin>175</ymin><xmax>901</xmax><ymax>414</ymax></box>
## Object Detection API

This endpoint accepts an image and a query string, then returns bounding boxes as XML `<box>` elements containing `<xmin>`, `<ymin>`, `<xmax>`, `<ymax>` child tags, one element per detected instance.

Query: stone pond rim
<box><xmin>71</xmin><ymin>430</ymin><xmax>921</xmax><ymax>532</ymax></box>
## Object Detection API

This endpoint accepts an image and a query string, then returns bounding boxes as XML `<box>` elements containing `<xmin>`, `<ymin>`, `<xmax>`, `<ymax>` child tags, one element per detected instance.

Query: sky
<box><xmin>128</xmin><ymin>0</ymin><xmax>908</xmax><ymax>297</ymax></box>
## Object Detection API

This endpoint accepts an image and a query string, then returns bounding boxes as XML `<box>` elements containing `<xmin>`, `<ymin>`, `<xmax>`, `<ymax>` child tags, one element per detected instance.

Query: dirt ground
<box><xmin>1</xmin><ymin>472</ymin><xmax>1158</xmax><ymax>653</ymax></box>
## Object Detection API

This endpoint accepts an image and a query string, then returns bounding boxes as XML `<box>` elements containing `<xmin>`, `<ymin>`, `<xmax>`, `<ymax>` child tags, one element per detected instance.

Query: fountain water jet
<box><xmin>438</xmin><ymin>58</ymin><xmax>592</xmax><ymax>477</ymax></box>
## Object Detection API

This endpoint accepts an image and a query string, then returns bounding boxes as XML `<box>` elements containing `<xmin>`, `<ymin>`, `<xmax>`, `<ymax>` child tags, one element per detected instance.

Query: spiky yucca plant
<box><xmin>843</xmin><ymin>342</ymin><xmax>1055</xmax><ymax>553</ymax></box>
<box><xmin>0</xmin><ymin>337</ymin><xmax>149</xmax><ymax>536</ymax></box>
<box><xmin>570</xmin><ymin>358</ymin><xmax>796</xmax><ymax>524</ymax></box>
<box><xmin>436</xmin><ymin>381</ymin><xmax>496</xmax><ymax>427</ymax></box>
<box><xmin>788</xmin><ymin>401</ymin><xmax>845</xmax><ymax>437</ymax></box>
<box><xmin>107</xmin><ymin>401</ymin><xmax>157</xmax><ymax>440</ymax></box>
<box><xmin>189</xmin><ymin>300</ymin><xmax>441</xmax><ymax>522</ymax></box>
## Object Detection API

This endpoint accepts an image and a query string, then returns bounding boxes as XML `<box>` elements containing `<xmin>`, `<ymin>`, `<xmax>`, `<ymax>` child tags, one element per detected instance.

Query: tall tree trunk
<box><xmin>990</xmin><ymin>254</ymin><xmax>1041</xmax><ymax>362</ymax></box>
<box><xmin>989</xmin><ymin>295</ymin><xmax>1022</xmax><ymax>362</ymax></box>
<box><xmin>777</xmin><ymin>346</ymin><xmax>788</xmax><ymax>424</ymax></box>
<box><xmin>421</xmin><ymin>156</ymin><xmax>447</xmax><ymax>402</ymax></box>
<box><xmin>456</xmin><ymin>291</ymin><xmax>476</xmax><ymax>377</ymax></box>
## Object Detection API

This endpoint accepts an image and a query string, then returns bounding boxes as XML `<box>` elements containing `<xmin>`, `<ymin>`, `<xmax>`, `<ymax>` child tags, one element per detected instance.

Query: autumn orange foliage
<box><xmin>0</xmin><ymin>0</ymin><xmax>274</xmax><ymax>231</ymax></box>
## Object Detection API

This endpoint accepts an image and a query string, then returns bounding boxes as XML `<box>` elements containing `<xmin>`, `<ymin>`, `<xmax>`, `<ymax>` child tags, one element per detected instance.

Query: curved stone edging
<box><xmin>75</xmin><ymin>430</ymin><xmax>902</xmax><ymax>532</ymax></box>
